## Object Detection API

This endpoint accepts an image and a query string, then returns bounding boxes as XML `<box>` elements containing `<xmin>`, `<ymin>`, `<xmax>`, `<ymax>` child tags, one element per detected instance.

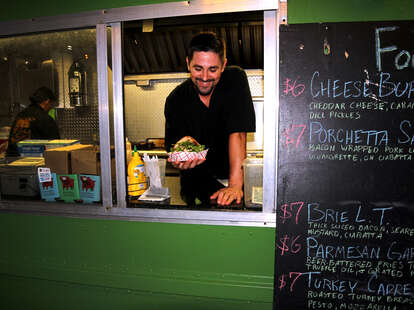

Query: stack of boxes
<box><xmin>0</xmin><ymin>139</ymin><xmax>111</xmax><ymax>204</ymax></box>
<box><xmin>0</xmin><ymin>139</ymin><xmax>79</xmax><ymax>199</ymax></box>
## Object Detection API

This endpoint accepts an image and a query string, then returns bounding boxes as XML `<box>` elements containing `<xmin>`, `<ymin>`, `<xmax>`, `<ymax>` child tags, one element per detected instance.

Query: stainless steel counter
<box><xmin>137</xmin><ymin>149</ymin><xmax>167</xmax><ymax>157</ymax></box>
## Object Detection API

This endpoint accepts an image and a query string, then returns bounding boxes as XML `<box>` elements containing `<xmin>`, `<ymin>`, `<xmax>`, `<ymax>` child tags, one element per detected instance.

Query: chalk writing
<box><xmin>368</xmin><ymin>272</ymin><xmax>413</xmax><ymax>297</ymax></box>
<box><xmin>307</xmin><ymin>272</ymin><xmax>358</xmax><ymax>293</ymax></box>
<box><xmin>386</xmin><ymin>242</ymin><xmax>414</xmax><ymax>261</ymax></box>
<box><xmin>390</xmin><ymin>227</ymin><xmax>414</xmax><ymax>236</ymax></box>
<box><xmin>398</xmin><ymin>120</ymin><xmax>414</xmax><ymax>144</ymax></box>
<box><xmin>307</xmin><ymin>238</ymin><xmax>381</xmax><ymax>259</ymax></box>
<box><xmin>276</xmin><ymin>21</ymin><xmax>414</xmax><ymax>310</ymax></box>
<box><xmin>279</xmin><ymin>201</ymin><xmax>305</xmax><ymax>224</ymax></box>
<box><xmin>379</xmin><ymin>73</ymin><xmax>414</xmax><ymax>98</ymax></box>
<box><xmin>309</xmin><ymin>144</ymin><xmax>336</xmax><ymax>152</ymax></box>
<box><xmin>278</xmin><ymin>201</ymin><xmax>413</xmax><ymax>308</ymax></box>
<box><xmin>283</xmin><ymin>77</ymin><xmax>305</xmax><ymax>97</ymax></box>
<box><xmin>307</xmin><ymin>203</ymin><xmax>392</xmax><ymax>226</ymax></box>
<box><xmin>282</xmin><ymin>124</ymin><xmax>306</xmax><ymax>147</ymax></box>
<box><xmin>277</xmin><ymin>234</ymin><xmax>302</xmax><ymax>256</ymax></box>
<box><xmin>376</xmin><ymin>26</ymin><xmax>414</xmax><ymax>72</ymax></box>
<box><xmin>279</xmin><ymin>271</ymin><xmax>312</xmax><ymax>292</ymax></box>
<box><xmin>310</xmin><ymin>71</ymin><xmax>372</xmax><ymax>99</ymax></box>
<box><xmin>309</xmin><ymin>122</ymin><xmax>389</xmax><ymax>146</ymax></box>
<box><xmin>310</xmin><ymin>71</ymin><xmax>414</xmax><ymax>99</ymax></box>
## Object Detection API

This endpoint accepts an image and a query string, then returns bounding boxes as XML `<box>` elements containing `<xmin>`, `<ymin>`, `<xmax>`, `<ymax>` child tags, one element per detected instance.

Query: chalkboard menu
<box><xmin>274</xmin><ymin>21</ymin><xmax>414</xmax><ymax>310</ymax></box>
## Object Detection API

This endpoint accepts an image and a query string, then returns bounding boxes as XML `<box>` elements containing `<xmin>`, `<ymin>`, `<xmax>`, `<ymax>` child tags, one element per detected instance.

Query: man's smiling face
<box><xmin>187</xmin><ymin>51</ymin><xmax>227</xmax><ymax>97</ymax></box>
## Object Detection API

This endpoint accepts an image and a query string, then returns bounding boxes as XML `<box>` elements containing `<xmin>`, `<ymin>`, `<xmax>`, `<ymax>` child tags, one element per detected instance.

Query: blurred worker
<box><xmin>6</xmin><ymin>86</ymin><xmax>60</xmax><ymax>157</ymax></box>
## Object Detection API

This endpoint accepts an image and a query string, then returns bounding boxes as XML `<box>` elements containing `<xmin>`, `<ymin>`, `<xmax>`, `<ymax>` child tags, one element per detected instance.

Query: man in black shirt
<box><xmin>6</xmin><ymin>86</ymin><xmax>60</xmax><ymax>156</ymax></box>
<box><xmin>165</xmin><ymin>32</ymin><xmax>255</xmax><ymax>206</ymax></box>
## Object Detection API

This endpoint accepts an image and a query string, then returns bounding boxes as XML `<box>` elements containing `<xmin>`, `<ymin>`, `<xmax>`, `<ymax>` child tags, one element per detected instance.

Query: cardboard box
<box><xmin>72</xmin><ymin>145</ymin><xmax>115</xmax><ymax>177</ymax></box>
<box><xmin>44</xmin><ymin>144</ymin><xmax>92</xmax><ymax>174</ymax></box>
<box><xmin>71</xmin><ymin>145</ymin><xmax>98</xmax><ymax>175</ymax></box>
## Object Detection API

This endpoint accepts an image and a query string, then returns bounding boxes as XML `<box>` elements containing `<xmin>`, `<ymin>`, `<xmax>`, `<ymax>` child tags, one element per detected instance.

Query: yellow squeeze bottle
<box><xmin>127</xmin><ymin>146</ymin><xmax>147</xmax><ymax>197</ymax></box>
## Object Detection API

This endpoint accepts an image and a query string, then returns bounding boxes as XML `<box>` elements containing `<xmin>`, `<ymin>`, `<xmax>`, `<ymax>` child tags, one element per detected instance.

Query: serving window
<box><xmin>0</xmin><ymin>0</ymin><xmax>277</xmax><ymax>226</ymax></box>
<box><xmin>122</xmin><ymin>12</ymin><xmax>265</xmax><ymax>211</ymax></box>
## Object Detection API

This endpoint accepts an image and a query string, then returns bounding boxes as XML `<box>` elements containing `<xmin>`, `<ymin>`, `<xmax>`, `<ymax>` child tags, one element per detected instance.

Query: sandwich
<box><xmin>171</xmin><ymin>136</ymin><xmax>205</xmax><ymax>153</ymax></box>
<box><xmin>168</xmin><ymin>136</ymin><xmax>208</xmax><ymax>161</ymax></box>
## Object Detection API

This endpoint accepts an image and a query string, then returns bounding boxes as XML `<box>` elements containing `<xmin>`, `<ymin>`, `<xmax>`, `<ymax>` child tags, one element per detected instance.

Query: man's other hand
<box><xmin>210</xmin><ymin>186</ymin><xmax>243</xmax><ymax>206</ymax></box>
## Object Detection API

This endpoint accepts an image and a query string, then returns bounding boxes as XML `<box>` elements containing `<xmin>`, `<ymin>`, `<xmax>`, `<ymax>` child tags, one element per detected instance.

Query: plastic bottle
<box><xmin>127</xmin><ymin>146</ymin><xmax>147</xmax><ymax>197</ymax></box>
<box><xmin>125</xmin><ymin>137</ymin><xmax>132</xmax><ymax>165</ymax></box>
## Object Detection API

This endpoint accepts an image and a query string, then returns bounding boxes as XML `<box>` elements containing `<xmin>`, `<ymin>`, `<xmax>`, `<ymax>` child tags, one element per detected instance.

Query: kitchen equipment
<box><xmin>243</xmin><ymin>157</ymin><xmax>263</xmax><ymax>208</ymax></box>
<box><xmin>135</xmin><ymin>138</ymin><xmax>165</xmax><ymax>150</ymax></box>
<box><xmin>0</xmin><ymin>157</ymin><xmax>45</xmax><ymax>198</ymax></box>
<box><xmin>146</xmin><ymin>138</ymin><xmax>165</xmax><ymax>148</ymax></box>
<box><xmin>136</xmin><ymin>140</ymin><xmax>154</xmax><ymax>150</ymax></box>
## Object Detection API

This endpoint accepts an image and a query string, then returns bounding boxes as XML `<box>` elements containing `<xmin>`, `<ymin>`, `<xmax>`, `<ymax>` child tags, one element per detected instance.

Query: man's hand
<box><xmin>210</xmin><ymin>185</ymin><xmax>243</xmax><ymax>206</ymax></box>
<box><xmin>169</xmin><ymin>157</ymin><xmax>205</xmax><ymax>170</ymax></box>
<box><xmin>169</xmin><ymin>135</ymin><xmax>206</xmax><ymax>169</ymax></box>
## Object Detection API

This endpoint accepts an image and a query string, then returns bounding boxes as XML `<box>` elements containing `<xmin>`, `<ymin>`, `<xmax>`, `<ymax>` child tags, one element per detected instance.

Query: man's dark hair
<box><xmin>187</xmin><ymin>32</ymin><xmax>226</xmax><ymax>63</ymax></box>
<box><xmin>29</xmin><ymin>86</ymin><xmax>57</xmax><ymax>105</ymax></box>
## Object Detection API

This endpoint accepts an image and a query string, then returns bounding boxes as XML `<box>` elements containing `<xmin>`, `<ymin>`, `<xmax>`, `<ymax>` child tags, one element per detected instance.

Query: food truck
<box><xmin>0</xmin><ymin>1</ymin><xmax>413</xmax><ymax>309</ymax></box>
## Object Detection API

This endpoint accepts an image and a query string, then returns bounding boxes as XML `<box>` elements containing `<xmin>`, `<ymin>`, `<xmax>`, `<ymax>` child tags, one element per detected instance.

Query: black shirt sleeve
<box><xmin>219</xmin><ymin>67</ymin><xmax>256</xmax><ymax>134</ymax></box>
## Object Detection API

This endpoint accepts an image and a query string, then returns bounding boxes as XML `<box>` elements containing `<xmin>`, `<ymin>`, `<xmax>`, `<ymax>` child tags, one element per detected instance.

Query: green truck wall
<box><xmin>288</xmin><ymin>0</ymin><xmax>414</xmax><ymax>23</ymax></box>
<box><xmin>0</xmin><ymin>0</ymin><xmax>178</xmax><ymax>21</ymax></box>
<box><xmin>2</xmin><ymin>0</ymin><xmax>414</xmax><ymax>23</ymax></box>
<box><xmin>0</xmin><ymin>212</ymin><xmax>275</xmax><ymax>309</ymax></box>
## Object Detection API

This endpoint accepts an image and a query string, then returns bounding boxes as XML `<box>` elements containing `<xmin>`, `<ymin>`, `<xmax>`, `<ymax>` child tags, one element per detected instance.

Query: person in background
<box><xmin>164</xmin><ymin>32</ymin><xmax>255</xmax><ymax>206</ymax></box>
<box><xmin>6</xmin><ymin>86</ymin><xmax>60</xmax><ymax>157</ymax></box>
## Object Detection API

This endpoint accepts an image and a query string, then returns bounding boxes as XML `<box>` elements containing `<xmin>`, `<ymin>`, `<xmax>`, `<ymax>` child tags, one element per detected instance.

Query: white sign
<box><xmin>38</xmin><ymin>167</ymin><xmax>52</xmax><ymax>183</ymax></box>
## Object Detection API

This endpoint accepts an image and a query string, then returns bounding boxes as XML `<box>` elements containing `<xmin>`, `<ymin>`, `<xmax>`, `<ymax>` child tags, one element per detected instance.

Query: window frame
<box><xmin>0</xmin><ymin>0</ymin><xmax>279</xmax><ymax>227</ymax></box>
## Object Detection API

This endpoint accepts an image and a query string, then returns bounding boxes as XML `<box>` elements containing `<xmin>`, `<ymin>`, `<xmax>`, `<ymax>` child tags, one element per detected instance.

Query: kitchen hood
<box><xmin>123</xmin><ymin>11</ymin><xmax>264</xmax><ymax>75</ymax></box>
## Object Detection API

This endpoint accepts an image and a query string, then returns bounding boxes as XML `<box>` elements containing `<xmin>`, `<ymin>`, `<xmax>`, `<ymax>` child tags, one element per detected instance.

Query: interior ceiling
<box><xmin>123</xmin><ymin>12</ymin><xmax>264</xmax><ymax>75</ymax></box>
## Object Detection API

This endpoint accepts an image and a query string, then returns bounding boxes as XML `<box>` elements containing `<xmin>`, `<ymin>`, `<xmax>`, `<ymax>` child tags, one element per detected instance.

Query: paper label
<box><xmin>38</xmin><ymin>167</ymin><xmax>52</xmax><ymax>183</ymax></box>
<box><xmin>252</xmin><ymin>186</ymin><xmax>263</xmax><ymax>204</ymax></box>
<box><xmin>69</xmin><ymin>77</ymin><xmax>80</xmax><ymax>92</ymax></box>
<box><xmin>133</xmin><ymin>164</ymin><xmax>145</xmax><ymax>177</ymax></box>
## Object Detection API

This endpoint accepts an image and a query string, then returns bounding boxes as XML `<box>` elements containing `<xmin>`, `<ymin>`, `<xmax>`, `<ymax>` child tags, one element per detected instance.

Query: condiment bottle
<box><xmin>125</xmin><ymin>137</ymin><xmax>132</xmax><ymax>165</ymax></box>
<box><xmin>127</xmin><ymin>146</ymin><xmax>147</xmax><ymax>197</ymax></box>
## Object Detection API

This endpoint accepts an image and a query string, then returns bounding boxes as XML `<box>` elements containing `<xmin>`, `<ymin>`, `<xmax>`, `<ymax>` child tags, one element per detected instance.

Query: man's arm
<box><xmin>210</xmin><ymin>132</ymin><xmax>246</xmax><ymax>205</ymax></box>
